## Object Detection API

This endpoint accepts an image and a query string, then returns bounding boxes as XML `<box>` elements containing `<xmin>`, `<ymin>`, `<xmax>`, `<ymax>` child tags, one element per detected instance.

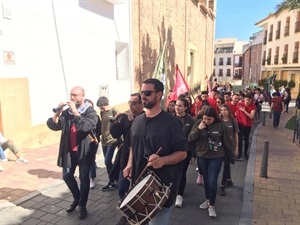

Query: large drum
<box><xmin>117</xmin><ymin>172</ymin><xmax>170</xmax><ymax>225</ymax></box>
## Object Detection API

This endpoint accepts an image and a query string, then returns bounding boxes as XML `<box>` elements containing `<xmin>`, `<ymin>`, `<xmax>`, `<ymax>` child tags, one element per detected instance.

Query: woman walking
<box><xmin>219</xmin><ymin>104</ymin><xmax>238</xmax><ymax>196</ymax></box>
<box><xmin>174</xmin><ymin>98</ymin><xmax>195</xmax><ymax>208</ymax></box>
<box><xmin>188</xmin><ymin>107</ymin><xmax>235</xmax><ymax>217</ymax></box>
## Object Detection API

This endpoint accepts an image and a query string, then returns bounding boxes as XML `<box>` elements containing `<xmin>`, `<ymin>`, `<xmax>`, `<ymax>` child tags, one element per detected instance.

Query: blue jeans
<box><xmin>273</xmin><ymin>110</ymin><xmax>281</xmax><ymax>127</ymax></box>
<box><xmin>118</xmin><ymin>171</ymin><xmax>130</xmax><ymax>199</ymax></box>
<box><xmin>147</xmin><ymin>206</ymin><xmax>173</xmax><ymax>225</ymax></box>
<box><xmin>62</xmin><ymin>152</ymin><xmax>91</xmax><ymax>207</ymax></box>
<box><xmin>197</xmin><ymin>157</ymin><xmax>224</xmax><ymax>206</ymax></box>
<box><xmin>102</xmin><ymin>145</ymin><xmax>116</xmax><ymax>182</ymax></box>
<box><xmin>0</xmin><ymin>146</ymin><xmax>6</xmax><ymax>160</ymax></box>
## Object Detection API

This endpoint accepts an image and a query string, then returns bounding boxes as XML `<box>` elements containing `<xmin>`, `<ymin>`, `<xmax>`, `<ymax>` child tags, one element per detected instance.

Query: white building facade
<box><xmin>0</xmin><ymin>0</ymin><xmax>132</xmax><ymax>146</ymax></box>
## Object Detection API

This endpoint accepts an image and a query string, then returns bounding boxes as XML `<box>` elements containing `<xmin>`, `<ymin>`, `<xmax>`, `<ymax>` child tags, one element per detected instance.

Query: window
<box><xmin>219</xmin><ymin>58</ymin><xmax>223</xmax><ymax>66</ymax></box>
<box><xmin>226</xmin><ymin>57</ymin><xmax>231</xmax><ymax>65</ymax></box>
<box><xmin>267</xmin><ymin>48</ymin><xmax>272</xmax><ymax>65</ymax></box>
<box><xmin>274</xmin><ymin>46</ymin><xmax>279</xmax><ymax>65</ymax></box>
<box><xmin>262</xmin><ymin>51</ymin><xmax>266</xmax><ymax>65</ymax></box>
<box><xmin>276</xmin><ymin>21</ymin><xmax>281</xmax><ymax>39</ymax></box>
<box><xmin>295</xmin><ymin>11</ymin><xmax>300</xmax><ymax>33</ymax></box>
<box><xmin>263</xmin><ymin>30</ymin><xmax>267</xmax><ymax>44</ymax></box>
<box><xmin>293</xmin><ymin>42</ymin><xmax>299</xmax><ymax>63</ymax></box>
<box><xmin>213</xmin><ymin>58</ymin><xmax>216</xmax><ymax>66</ymax></box>
<box><xmin>218</xmin><ymin>69</ymin><xmax>223</xmax><ymax>76</ymax></box>
<box><xmin>282</xmin><ymin>44</ymin><xmax>288</xmax><ymax>64</ymax></box>
<box><xmin>284</xmin><ymin>17</ymin><xmax>290</xmax><ymax>36</ymax></box>
<box><xmin>226</xmin><ymin>69</ymin><xmax>231</xmax><ymax>76</ymax></box>
<box><xmin>268</xmin><ymin>25</ymin><xmax>273</xmax><ymax>42</ymax></box>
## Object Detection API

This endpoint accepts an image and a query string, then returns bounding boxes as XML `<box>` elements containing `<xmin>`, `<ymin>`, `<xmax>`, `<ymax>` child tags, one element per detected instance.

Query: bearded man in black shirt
<box><xmin>123</xmin><ymin>78</ymin><xmax>188</xmax><ymax>225</ymax></box>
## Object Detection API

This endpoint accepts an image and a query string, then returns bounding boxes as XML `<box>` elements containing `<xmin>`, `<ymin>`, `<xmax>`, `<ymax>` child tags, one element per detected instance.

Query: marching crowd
<box><xmin>44</xmin><ymin>79</ymin><xmax>291</xmax><ymax>225</ymax></box>
<box><xmin>0</xmin><ymin>73</ymin><xmax>294</xmax><ymax>225</ymax></box>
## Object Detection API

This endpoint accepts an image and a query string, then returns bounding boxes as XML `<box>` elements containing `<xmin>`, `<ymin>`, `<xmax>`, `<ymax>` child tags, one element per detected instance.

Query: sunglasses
<box><xmin>128</xmin><ymin>101</ymin><xmax>140</xmax><ymax>106</ymax></box>
<box><xmin>141</xmin><ymin>90</ymin><xmax>157</xmax><ymax>96</ymax></box>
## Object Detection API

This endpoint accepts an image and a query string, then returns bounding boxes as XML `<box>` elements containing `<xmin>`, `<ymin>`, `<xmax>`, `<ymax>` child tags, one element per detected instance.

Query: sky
<box><xmin>215</xmin><ymin>0</ymin><xmax>282</xmax><ymax>41</ymax></box>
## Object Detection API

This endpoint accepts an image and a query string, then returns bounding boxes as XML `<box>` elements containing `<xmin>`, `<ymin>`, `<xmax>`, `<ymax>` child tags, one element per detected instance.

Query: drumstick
<box><xmin>116</xmin><ymin>175</ymin><xmax>130</xmax><ymax>185</ymax></box>
<box><xmin>134</xmin><ymin>147</ymin><xmax>163</xmax><ymax>185</ymax></box>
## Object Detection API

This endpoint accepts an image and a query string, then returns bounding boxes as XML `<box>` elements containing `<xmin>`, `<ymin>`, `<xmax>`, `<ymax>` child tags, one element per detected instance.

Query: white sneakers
<box><xmin>208</xmin><ymin>206</ymin><xmax>217</xmax><ymax>217</ymax></box>
<box><xmin>199</xmin><ymin>200</ymin><xmax>209</xmax><ymax>209</ymax></box>
<box><xmin>90</xmin><ymin>179</ymin><xmax>96</xmax><ymax>189</ymax></box>
<box><xmin>175</xmin><ymin>195</ymin><xmax>183</xmax><ymax>208</ymax></box>
<box><xmin>16</xmin><ymin>157</ymin><xmax>29</xmax><ymax>163</ymax></box>
<box><xmin>199</xmin><ymin>200</ymin><xmax>217</xmax><ymax>217</ymax></box>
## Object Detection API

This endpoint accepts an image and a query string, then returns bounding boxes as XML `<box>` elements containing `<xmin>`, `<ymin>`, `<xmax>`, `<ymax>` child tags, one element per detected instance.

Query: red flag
<box><xmin>171</xmin><ymin>66</ymin><xmax>189</xmax><ymax>101</ymax></box>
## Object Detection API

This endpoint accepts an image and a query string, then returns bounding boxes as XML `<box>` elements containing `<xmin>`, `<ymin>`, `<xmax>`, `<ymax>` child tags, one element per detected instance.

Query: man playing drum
<box><xmin>123</xmin><ymin>78</ymin><xmax>188</xmax><ymax>225</ymax></box>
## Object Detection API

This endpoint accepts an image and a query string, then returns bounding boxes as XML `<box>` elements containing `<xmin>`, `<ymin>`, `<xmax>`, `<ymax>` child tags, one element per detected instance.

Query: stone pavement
<box><xmin>0</xmin><ymin>106</ymin><xmax>299</xmax><ymax>225</ymax></box>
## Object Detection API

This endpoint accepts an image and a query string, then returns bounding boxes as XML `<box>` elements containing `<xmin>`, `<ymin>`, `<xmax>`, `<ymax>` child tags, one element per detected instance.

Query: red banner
<box><xmin>171</xmin><ymin>67</ymin><xmax>189</xmax><ymax>101</ymax></box>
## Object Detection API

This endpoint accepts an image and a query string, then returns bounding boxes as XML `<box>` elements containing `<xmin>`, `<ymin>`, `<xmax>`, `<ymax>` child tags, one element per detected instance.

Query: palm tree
<box><xmin>275</xmin><ymin>0</ymin><xmax>300</xmax><ymax>15</ymax></box>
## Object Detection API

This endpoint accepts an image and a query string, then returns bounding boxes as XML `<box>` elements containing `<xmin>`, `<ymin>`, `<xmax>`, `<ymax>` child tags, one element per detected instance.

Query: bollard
<box><xmin>260</xmin><ymin>141</ymin><xmax>269</xmax><ymax>178</ymax></box>
<box><xmin>262</xmin><ymin>112</ymin><xmax>266</xmax><ymax>126</ymax></box>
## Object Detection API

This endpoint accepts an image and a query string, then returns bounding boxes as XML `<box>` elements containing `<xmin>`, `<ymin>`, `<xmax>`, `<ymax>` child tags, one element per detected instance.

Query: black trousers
<box><xmin>238</xmin><ymin>125</ymin><xmax>252</xmax><ymax>157</ymax></box>
<box><xmin>62</xmin><ymin>152</ymin><xmax>91</xmax><ymax>207</ymax></box>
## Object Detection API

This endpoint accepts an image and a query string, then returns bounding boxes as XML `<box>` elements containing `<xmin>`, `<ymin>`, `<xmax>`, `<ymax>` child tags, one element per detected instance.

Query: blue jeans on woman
<box><xmin>102</xmin><ymin>145</ymin><xmax>116</xmax><ymax>182</ymax></box>
<box><xmin>197</xmin><ymin>157</ymin><xmax>224</xmax><ymax>206</ymax></box>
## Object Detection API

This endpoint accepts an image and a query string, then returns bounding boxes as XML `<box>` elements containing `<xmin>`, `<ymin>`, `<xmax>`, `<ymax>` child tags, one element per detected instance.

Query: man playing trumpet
<box><xmin>47</xmin><ymin>86</ymin><xmax>98</xmax><ymax>220</ymax></box>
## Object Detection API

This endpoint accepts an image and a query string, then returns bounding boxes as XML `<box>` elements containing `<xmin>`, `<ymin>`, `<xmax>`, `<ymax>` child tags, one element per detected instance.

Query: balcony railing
<box><xmin>293</xmin><ymin>52</ymin><xmax>299</xmax><ymax>63</ymax></box>
<box><xmin>274</xmin><ymin>55</ymin><xmax>279</xmax><ymax>65</ymax></box>
<box><xmin>219</xmin><ymin>73</ymin><xmax>223</xmax><ymax>76</ymax></box>
<box><xmin>276</xmin><ymin>30</ymin><xmax>280</xmax><ymax>39</ymax></box>
<box><xmin>282</xmin><ymin>54</ymin><xmax>288</xmax><ymax>64</ymax></box>
<box><xmin>219</xmin><ymin>62</ymin><xmax>223</xmax><ymax>66</ymax></box>
<box><xmin>263</xmin><ymin>37</ymin><xmax>267</xmax><ymax>45</ymax></box>
<box><xmin>295</xmin><ymin>21</ymin><xmax>300</xmax><ymax>33</ymax></box>
<box><xmin>284</xmin><ymin>25</ymin><xmax>290</xmax><ymax>36</ymax></box>
<box><xmin>268</xmin><ymin>32</ymin><xmax>273</xmax><ymax>42</ymax></box>
<box><xmin>227</xmin><ymin>61</ymin><xmax>231</xmax><ymax>65</ymax></box>
<box><xmin>226</xmin><ymin>73</ymin><xmax>231</xmax><ymax>77</ymax></box>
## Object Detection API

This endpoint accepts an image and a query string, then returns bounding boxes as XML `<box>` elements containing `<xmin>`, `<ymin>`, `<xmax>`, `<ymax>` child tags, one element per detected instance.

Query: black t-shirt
<box><xmin>130</xmin><ymin>110</ymin><xmax>188</xmax><ymax>207</ymax></box>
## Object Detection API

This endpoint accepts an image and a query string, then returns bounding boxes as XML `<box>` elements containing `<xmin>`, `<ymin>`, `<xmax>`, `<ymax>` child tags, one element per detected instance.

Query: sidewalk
<box><xmin>0</xmin><ymin>107</ymin><xmax>299</xmax><ymax>225</ymax></box>
<box><xmin>249</xmin><ymin>110</ymin><xmax>300</xmax><ymax>225</ymax></box>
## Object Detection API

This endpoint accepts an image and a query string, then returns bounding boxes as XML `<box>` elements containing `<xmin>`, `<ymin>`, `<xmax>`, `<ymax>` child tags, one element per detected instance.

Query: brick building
<box><xmin>131</xmin><ymin>0</ymin><xmax>216</xmax><ymax>93</ymax></box>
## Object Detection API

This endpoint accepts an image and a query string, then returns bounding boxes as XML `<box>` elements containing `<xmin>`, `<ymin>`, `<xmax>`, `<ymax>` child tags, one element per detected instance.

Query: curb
<box><xmin>239</xmin><ymin>120</ymin><xmax>263</xmax><ymax>225</ymax></box>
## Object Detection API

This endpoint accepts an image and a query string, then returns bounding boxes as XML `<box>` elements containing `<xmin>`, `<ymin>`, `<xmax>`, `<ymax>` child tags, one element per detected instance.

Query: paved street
<box><xmin>0</xmin><ymin>106</ymin><xmax>299</xmax><ymax>225</ymax></box>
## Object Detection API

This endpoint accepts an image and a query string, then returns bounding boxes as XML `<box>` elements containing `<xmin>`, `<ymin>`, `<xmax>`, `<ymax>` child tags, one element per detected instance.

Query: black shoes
<box><xmin>102</xmin><ymin>182</ymin><xmax>116</xmax><ymax>192</ymax></box>
<box><xmin>79</xmin><ymin>206</ymin><xmax>87</xmax><ymax>220</ymax></box>
<box><xmin>225</xmin><ymin>179</ymin><xmax>233</xmax><ymax>188</ymax></box>
<box><xmin>66</xmin><ymin>201</ymin><xmax>78</xmax><ymax>213</ymax></box>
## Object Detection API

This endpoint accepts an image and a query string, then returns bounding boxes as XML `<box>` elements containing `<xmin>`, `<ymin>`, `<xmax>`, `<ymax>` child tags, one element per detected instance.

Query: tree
<box><xmin>275</xmin><ymin>0</ymin><xmax>300</xmax><ymax>15</ymax></box>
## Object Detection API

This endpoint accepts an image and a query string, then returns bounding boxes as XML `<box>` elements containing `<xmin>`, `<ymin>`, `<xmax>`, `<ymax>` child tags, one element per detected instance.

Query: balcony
<box><xmin>227</xmin><ymin>61</ymin><xmax>231</xmax><ymax>65</ymax></box>
<box><xmin>293</xmin><ymin>52</ymin><xmax>299</xmax><ymax>63</ymax></box>
<box><xmin>295</xmin><ymin>21</ymin><xmax>300</xmax><ymax>33</ymax></box>
<box><xmin>274</xmin><ymin>55</ymin><xmax>279</xmax><ymax>65</ymax></box>
<box><xmin>218</xmin><ymin>72</ymin><xmax>223</xmax><ymax>77</ymax></box>
<box><xmin>219</xmin><ymin>62</ymin><xmax>223</xmax><ymax>66</ymax></box>
<box><xmin>281</xmin><ymin>54</ymin><xmax>288</xmax><ymax>64</ymax></box>
<box><xmin>226</xmin><ymin>73</ymin><xmax>231</xmax><ymax>77</ymax></box>
<box><xmin>284</xmin><ymin>25</ymin><xmax>290</xmax><ymax>36</ymax></box>
<box><xmin>268</xmin><ymin>32</ymin><xmax>273</xmax><ymax>42</ymax></box>
<box><xmin>276</xmin><ymin>30</ymin><xmax>280</xmax><ymax>39</ymax></box>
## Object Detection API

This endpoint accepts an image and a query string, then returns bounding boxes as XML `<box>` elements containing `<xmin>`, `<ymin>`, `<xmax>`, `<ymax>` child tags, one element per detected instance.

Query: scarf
<box><xmin>68</xmin><ymin>100</ymin><xmax>90</xmax><ymax>115</ymax></box>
